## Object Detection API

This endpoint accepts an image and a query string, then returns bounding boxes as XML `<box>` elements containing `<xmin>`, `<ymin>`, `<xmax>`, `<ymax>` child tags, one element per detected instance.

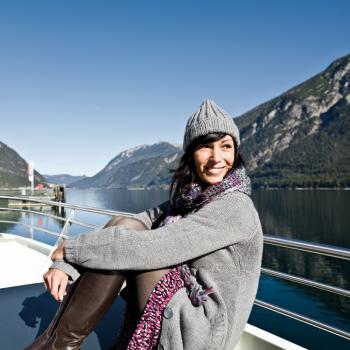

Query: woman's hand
<box><xmin>51</xmin><ymin>241</ymin><xmax>65</xmax><ymax>261</ymax></box>
<box><xmin>43</xmin><ymin>268</ymin><xmax>68</xmax><ymax>302</ymax></box>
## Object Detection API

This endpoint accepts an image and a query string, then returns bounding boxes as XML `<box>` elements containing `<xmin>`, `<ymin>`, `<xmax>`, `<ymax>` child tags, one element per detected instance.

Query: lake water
<box><xmin>1</xmin><ymin>188</ymin><xmax>349</xmax><ymax>349</ymax></box>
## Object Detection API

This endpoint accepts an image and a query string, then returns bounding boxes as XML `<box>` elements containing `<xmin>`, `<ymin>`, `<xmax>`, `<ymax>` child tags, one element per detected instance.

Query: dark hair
<box><xmin>169</xmin><ymin>133</ymin><xmax>244</xmax><ymax>202</ymax></box>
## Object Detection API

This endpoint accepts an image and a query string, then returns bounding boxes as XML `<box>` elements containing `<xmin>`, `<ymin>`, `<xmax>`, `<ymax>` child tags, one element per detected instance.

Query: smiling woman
<box><xmin>26</xmin><ymin>99</ymin><xmax>262</xmax><ymax>350</ymax></box>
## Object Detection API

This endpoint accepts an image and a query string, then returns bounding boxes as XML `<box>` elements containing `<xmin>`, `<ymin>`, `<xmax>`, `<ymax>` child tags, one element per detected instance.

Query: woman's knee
<box><xmin>103</xmin><ymin>216</ymin><xmax>122</xmax><ymax>228</ymax></box>
<box><xmin>104</xmin><ymin>216</ymin><xmax>149</xmax><ymax>231</ymax></box>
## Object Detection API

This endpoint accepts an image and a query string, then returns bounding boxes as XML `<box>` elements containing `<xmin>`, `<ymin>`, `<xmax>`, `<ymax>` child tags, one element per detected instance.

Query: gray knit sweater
<box><xmin>52</xmin><ymin>190</ymin><xmax>263</xmax><ymax>350</ymax></box>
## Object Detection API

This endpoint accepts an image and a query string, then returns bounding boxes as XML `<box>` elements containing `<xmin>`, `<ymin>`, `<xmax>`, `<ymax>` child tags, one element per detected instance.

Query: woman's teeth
<box><xmin>205</xmin><ymin>167</ymin><xmax>224</xmax><ymax>174</ymax></box>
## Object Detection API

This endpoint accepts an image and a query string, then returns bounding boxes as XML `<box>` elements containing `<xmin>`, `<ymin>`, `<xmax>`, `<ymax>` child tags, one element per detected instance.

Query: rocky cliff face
<box><xmin>72</xmin><ymin>142</ymin><xmax>182</xmax><ymax>189</ymax></box>
<box><xmin>0</xmin><ymin>141</ymin><xmax>47</xmax><ymax>188</ymax></box>
<box><xmin>236</xmin><ymin>54</ymin><xmax>350</xmax><ymax>187</ymax></box>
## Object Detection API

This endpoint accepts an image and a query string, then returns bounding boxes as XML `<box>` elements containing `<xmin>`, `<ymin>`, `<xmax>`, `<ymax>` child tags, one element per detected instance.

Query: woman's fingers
<box><xmin>50</xmin><ymin>275</ymin><xmax>60</xmax><ymax>301</ymax></box>
<box><xmin>43</xmin><ymin>269</ymin><xmax>69</xmax><ymax>302</ymax></box>
<box><xmin>43</xmin><ymin>271</ymin><xmax>51</xmax><ymax>290</ymax></box>
<box><xmin>58</xmin><ymin>276</ymin><xmax>68</xmax><ymax>302</ymax></box>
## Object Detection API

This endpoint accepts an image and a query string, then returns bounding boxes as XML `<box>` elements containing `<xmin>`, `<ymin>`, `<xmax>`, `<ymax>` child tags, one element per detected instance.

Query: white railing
<box><xmin>0</xmin><ymin>195</ymin><xmax>349</xmax><ymax>341</ymax></box>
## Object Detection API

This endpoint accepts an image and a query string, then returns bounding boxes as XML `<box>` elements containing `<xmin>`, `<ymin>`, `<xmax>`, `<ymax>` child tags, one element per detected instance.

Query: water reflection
<box><xmin>0</xmin><ymin>205</ymin><xmax>21</xmax><ymax>233</ymax></box>
<box><xmin>0</xmin><ymin>199</ymin><xmax>67</xmax><ymax>245</ymax></box>
<box><xmin>52</xmin><ymin>205</ymin><xmax>66</xmax><ymax>228</ymax></box>
<box><xmin>262</xmin><ymin>246</ymin><xmax>350</xmax><ymax>289</ymax></box>
<box><xmin>66</xmin><ymin>188</ymin><xmax>169</xmax><ymax>213</ymax></box>
<box><xmin>251</xmin><ymin>189</ymin><xmax>350</xmax><ymax>247</ymax></box>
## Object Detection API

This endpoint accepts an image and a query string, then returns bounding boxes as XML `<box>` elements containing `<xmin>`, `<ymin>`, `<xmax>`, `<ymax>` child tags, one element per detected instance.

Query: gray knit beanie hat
<box><xmin>183</xmin><ymin>99</ymin><xmax>240</xmax><ymax>151</ymax></box>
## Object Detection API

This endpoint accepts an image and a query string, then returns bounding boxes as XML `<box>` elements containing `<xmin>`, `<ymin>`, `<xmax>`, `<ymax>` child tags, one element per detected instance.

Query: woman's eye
<box><xmin>223</xmin><ymin>144</ymin><xmax>232</xmax><ymax>148</ymax></box>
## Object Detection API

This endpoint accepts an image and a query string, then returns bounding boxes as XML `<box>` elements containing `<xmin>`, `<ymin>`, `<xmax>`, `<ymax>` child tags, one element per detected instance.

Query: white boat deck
<box><xmin>0</xmin><ymin>233</ymin><xmax>306</xmax><ymax>349</ymax></box>
<box><xmin>0</xmin><ymin>233</ymin><xmax>53</xmax><ymax>288</ymax></box>
<box><xmin>237</xmin><ymin>324</ymin><xmax>306</xmax><ymax>349</ymax></box>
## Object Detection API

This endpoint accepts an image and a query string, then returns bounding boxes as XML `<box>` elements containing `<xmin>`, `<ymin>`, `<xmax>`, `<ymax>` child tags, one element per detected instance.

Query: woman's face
<box><xmin>193</xmin><ymin>135</ymin><xmax>235</xmax><ymax>185</ymax></box>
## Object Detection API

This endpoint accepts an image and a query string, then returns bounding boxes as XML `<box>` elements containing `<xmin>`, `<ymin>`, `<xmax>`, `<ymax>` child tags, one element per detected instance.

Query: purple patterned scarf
<box><xmin>158</xmin><ymin>165</ymin><xmax>251</xmax><ymax>305</ymax></box>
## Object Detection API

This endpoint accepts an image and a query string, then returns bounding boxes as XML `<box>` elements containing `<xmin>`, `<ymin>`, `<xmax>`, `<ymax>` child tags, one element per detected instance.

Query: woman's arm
<box><xmin>62</xmin><ymin>192</ymin><xmax>259</xmax><ymax>271</ymax></box>
<box><xmin>48</xmin><ymin>202</ymin><xmax>169</xmax><ymax>280</ymax></box>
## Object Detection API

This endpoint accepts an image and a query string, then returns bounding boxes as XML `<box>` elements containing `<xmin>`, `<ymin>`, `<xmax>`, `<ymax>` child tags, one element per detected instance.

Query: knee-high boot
<box><xmin>25</xmin><ymin>270</ymin><xmax>125</xmax><ymax>350</ymax></box>
<box><xmin>24</xmin><ymin>278</ymin><xmax>80</xmax><ymax>349</ymax></box>
<box><xmin>25</xmin><ymin>216</ymin><xmax>147</xmax><ymax>350</ymax></box>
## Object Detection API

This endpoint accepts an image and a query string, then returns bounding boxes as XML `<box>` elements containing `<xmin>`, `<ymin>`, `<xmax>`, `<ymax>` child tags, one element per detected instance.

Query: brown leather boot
<box><xmin>24</xmin><ymin>281</ymin><xmax>80</xmax><ymax>349</ymax></box>
<box><xmin>25</xmin><ymin>271</ymin><xmax>125</xmax><ymax>350</ymax></box>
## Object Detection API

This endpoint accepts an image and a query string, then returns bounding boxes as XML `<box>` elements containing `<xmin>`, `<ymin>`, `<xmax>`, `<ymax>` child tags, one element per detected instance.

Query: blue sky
<box><xmin>1</xmin><ymin>0</ymin><xmax>349</xmax><ymax>176</ymax></box>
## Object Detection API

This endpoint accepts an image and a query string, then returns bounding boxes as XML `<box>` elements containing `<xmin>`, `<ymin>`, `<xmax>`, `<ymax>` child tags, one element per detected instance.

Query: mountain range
<box><xmin>0</xmin><ymin>141</ymin><xmax>47</xmax><ymax>188</ymax></box>
<box><xmin>236</xmin><ymin>53</ymin><xmax>350</xmax><ymax>188</ymax></box>
<box><xmin>1</xmin><ymin>54</ymin><xmax>349</xmax><ymax>189</ymax></box>
<box><xmin>72</xmin><ymin>142</ymin><xmax>182</xmax><ymax>189</ymax></box>
<box><xmin>44</xmin><ymin>174</ymin><xmax>87</xmax><ymax>186</ymax></box>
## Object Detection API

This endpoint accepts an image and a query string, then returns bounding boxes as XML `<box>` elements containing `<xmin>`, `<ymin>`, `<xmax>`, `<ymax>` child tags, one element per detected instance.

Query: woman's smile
<box><xmin>204</xmin><ymin>166</ymin><xmax>228</xmax><ymax>175</ymax></box>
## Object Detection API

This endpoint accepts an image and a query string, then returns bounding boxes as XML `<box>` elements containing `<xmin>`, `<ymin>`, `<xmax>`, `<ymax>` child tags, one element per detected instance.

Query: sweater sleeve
<box><xmin>49</xmin><ymin>259</ymin><xmax>82</xmax><ymax>282</ymax></box>
<box><xmin>46</xmin><ymin>202</ymin><xmax>170</xmax><ymax>281</ymax></box>
<box><xmin>64</xmin><ymin>192</ymin><xmax>258</xmax><ymax>271</ymax></box>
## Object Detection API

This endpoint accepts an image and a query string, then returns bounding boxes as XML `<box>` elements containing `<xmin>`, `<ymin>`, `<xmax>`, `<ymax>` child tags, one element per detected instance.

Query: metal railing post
<box><xmin>59</xmin><ymin>209</ymin><xmax>75</xmax><ymax>240</ymax></box>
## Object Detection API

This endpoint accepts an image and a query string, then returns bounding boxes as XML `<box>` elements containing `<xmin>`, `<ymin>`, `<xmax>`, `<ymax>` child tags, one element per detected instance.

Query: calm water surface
<box><xmin>1</xmin><ymin>188</ymin><xmax>349</xmax><ymax>349</ymax></box>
